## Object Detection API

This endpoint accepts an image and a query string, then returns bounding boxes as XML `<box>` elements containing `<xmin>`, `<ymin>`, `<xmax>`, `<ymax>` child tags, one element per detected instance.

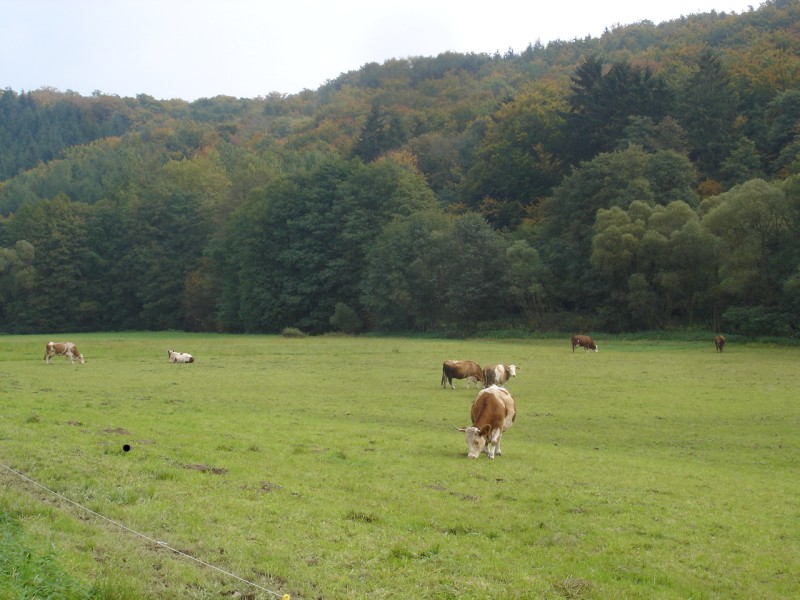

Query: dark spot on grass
<box><xmin>552</xmin><ymin>576</ymin><xmax>593</xmax><ymax>598</ymax></box>
<box><xmin>345</xmin><ymin>510</ymin><xmax>378</xmax><ymax>523</ymax></box>
<box><xmin>442</xmin><ymin>525</ymin><xmax>478</xmax><ymax>535</ymax></box>
<box><xmin>425</xmin><ymin>482</ymin><xmax>478</xmax><ymax>502</ymax></box>
<box><xmin>183</xmin><ymin>464</ymin><xmax>227</xmax><ymax>475</ymax></box>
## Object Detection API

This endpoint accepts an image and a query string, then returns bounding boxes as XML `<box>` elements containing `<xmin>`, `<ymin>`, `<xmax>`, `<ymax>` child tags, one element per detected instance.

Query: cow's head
<box><xmin>508</xmin><ymin>365</ymin><xmax>517</xmax><ymax>377</ymax></box>
<box><xmin>457</xmin><ymin>425</ymin><xmax>491</xmax><ymax>458</ymax></box>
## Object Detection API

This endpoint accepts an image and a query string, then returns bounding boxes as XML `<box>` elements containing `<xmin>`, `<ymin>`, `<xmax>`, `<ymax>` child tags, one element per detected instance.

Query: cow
<box><xmin>167</xmin><ymin>350</ymin><xmax>194</xmax><ymax>363</ymax></box>
<box><xmin>44</xmin><ymin>341</ymin><xmax>84</xmax><ymax>364</ymax></box>
<box><xmin>456</xmin><ymin>385</ymin><xmax>516</xmax><ymax>459</ymax></box>
<box><xmin>483</xmin><ymin>364</ymin><xmax>517</xmax><ymax>387</ymax></box>
<box><xmin>571</xmin><ymin>334</ymin><xmax>598</xmax><ymax>352</ymax></box>
<box><xmin>715</xmin><ymin>335</ymin><xmax>726</xmax><ymax>353</ymax></box>
<box><xmin>441</xmin><ymin>360</ymin><xmax>484</xmax><ymax>389</ymax></box>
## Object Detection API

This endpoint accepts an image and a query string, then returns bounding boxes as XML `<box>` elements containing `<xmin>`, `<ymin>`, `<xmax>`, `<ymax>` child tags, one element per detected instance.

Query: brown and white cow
<box><xmin>167</xmin><ymin>350</ymin><xmax>194</xmax><ymax>363</ymax></box>
<box><xmin>44</xmin><ymin>341</ymin><xmax>84</xmax><ymax>364</ymax></box>
<box><xmin>457</xmin><ymin>385</ymin><xmax>516</xmax><ymax>459</ymax></box>
<box><xmin>483</xmin><ymin>364</ymin><xmax>517</xmax><ymax>387</ymax></box>
<box><xmin>571</xmin><ymin>334</ymin><xmax>598</xmax><ymax>352</ymax></box>
<box><xmin>715</xmin><ymin>335</ymin><xmax>726</xmax><ymax>353</ymax></box>
<box><xmin>441</xmin><ymin>360</ymin><xmax>484</xmax><ymax>389</ymax></box>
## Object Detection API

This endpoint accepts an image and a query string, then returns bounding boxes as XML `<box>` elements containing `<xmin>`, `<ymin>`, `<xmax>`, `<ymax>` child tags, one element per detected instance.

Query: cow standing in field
<box><xmin>167</xmin><ymin>350</ymin><xmax>194</xmax><ymax>363</ymax></box>
<box><xmin>715</xmin><ymin>335</ymin><xmax>726</xmax><ymax>353</ymax></box>
<box><xmin>457</xmin><ymin>385</ymin><xmax>516</xmax><ymax>459</ymax></box>
<box><xmin>571</xmin><ymin>335</ymin><xmax>598</xmax><ymax>352</ymax></box>
<box><xmin>44</xmin><ymin>342</ymin><xmax>84</xmax><ymax>364</ymax></box>
<box><xmin>483</xmin><ymin>364</ymin><xmax>517</xmax><ymax>387</ymax></box>
<box><xmin>441</xmin><ymin>360</ymin><xmax>484</xmax><ymax>389</ymax></box>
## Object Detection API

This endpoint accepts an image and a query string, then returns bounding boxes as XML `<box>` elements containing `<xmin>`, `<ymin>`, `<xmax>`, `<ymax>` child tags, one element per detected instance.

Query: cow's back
<box><xmin>494</xmin><ymin>386</ymin><xmax>516</xmax><ymax>429</ymax></box>
<box><xmin>471</xmin><ymin>385</ymin><xmax>514</xmax><ymax>429</ymax></box>
<box><xmin>483</xmin><ymin>364</ymin><xmax>500</xmax><ymax>386</ymax></box>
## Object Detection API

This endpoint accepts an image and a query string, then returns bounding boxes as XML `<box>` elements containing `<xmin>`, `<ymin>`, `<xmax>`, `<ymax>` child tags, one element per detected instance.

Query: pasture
<box><xmin>0</xmin><ymin>333</ymin><xmax>798</xmax><ymax>599</ymax></box>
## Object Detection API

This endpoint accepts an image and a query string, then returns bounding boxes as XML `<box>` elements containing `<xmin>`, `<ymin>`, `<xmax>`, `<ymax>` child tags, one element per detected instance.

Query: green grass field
<box><xmin>1</xmin><ymin>333</ymin><xmax>798</xmax><ymax>599</ymax></box>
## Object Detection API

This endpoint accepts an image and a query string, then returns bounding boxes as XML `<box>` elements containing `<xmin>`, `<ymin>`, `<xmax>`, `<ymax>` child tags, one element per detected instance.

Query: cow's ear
<box><xmin>479</xmin><ymin>424</ymin><xmax>492</xmax><ymax>437</ymax></box>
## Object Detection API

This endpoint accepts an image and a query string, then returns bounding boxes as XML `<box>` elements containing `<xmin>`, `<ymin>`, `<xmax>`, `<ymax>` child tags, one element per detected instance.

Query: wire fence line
<box><xmin>0</xmin><ymin>461</ymin><xmax>289</xmax><ymax>599</ymax></box>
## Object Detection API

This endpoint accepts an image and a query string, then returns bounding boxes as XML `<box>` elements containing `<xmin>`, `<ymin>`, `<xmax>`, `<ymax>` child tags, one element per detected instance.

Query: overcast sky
<box><xmin>1</xmin><ymin>0</ymin><xmax>759</xmax><ymax>101</ymax></box>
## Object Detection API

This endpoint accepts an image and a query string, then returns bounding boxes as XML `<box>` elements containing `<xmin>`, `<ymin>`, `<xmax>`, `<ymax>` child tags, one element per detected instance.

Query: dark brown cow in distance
<box><xmin>441</xmin><ymin>360</ymin><xmax>484</xmax><ymax>389</ymax></box>
<box><xmin>715</xmin><ymin>335</ymin><xmax>726</xmax><ymax>353</ymax></box>
<box><xmin>457</xmin><ymin>385</ymin><xmax>517</xmax><ymax>459</ymax></box>
<box><xmin>571</xmin><ymin>334</ymin><xmax>598</xmax><ymax>352</ymax></box>
<box><xmin>44</xmin><ymin>341</ymin><xmax>84</xmax><ymax>364</ymax></box>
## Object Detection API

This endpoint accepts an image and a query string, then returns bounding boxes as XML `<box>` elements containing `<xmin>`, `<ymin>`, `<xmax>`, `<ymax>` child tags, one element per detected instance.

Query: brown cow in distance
<box><xmin>715</xmin><ymin>335</ymin><xmax>726</xmax><ymax>353</ymax></box>
<box><xmin>571</xmin><ymin>335</ymin><xmax>598</xmax><ymax>352</ymax></box>
<box><xmin>441</xmin><ymin>360</ymin><xmax>484</xmax><ymax>389</ymax></box>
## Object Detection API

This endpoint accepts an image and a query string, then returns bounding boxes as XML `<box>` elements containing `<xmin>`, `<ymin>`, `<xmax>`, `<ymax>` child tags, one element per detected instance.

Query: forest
<box><xmin>1</xmin><ymin>0</ymin><xmax>799</xmax><ymax>336</ymax></box>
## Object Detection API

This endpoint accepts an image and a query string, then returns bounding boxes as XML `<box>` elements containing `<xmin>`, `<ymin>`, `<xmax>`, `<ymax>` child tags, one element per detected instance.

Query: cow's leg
<box><xmin>486</xmin><ymin>431</ymin><xmax>502</xmax><ymax>459</ymax></box>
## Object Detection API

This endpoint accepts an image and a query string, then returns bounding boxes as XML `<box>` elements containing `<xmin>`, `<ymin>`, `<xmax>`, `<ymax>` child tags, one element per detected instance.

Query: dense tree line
<box><xmin>1</xmin><ymin>0</ymin><xmax>799</xmax><ymax>336</ymax></box>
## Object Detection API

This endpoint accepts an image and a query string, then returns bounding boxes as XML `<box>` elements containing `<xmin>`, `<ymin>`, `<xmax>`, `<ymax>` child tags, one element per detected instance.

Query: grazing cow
<box><xmin>441</xmin><ymin>360</ymin><xmax>484</xmax><ymax>389</ymax></box>
<box><xmin>483</xmin><ymin>364</ymin><xmax>517</xmax><ymax>387</ymax></box>
<box><xmin>457</xmin><ymin>385</ymin><xmax>516</xmax><ymax>459</ymax></box>
<box><xmin>167</xmin><ymin>350</ymin><xmax>194</xmax><ymax>363</ymax></box>
<box><xmin>715</xmin><ymin>335</ymin><xmax>726</xmax><ymax>353</ymax></box>
<box><xmin>44</xmin><ymin>341</ymin><xmax>84</xmax><ymax>365</ymax></box>
<box><xmin>571</xmin><ymin>334</ymin><xmax>598</xmax><ymax>352</ymax></box>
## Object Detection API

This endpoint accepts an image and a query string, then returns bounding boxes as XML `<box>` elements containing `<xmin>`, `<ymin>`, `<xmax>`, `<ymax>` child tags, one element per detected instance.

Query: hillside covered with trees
<box><xmin>1</xmin><ymin>0</ymin><xmax>799</xmax><ymax>336</ymax></box>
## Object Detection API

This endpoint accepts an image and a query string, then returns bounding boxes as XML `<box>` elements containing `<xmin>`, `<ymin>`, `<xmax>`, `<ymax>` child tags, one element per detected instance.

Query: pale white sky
<box><xmin>1</xmin><ymin>0</ymin><xmax>759</xmax><ymax>100</ymax></box>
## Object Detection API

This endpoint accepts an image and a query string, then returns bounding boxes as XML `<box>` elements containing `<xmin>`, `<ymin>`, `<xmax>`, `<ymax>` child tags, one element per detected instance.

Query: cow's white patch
<box><xmin>464</xmin><ymin>426</ymin><xmax>486</xmax><ymax>459</ymax></box>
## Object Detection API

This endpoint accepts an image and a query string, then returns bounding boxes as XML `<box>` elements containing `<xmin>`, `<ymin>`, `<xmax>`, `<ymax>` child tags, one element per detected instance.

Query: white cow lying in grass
<box><xmin>167</xmin><ymin>349</ymin><xmax>194</xmax><ymax>363</ymax></box>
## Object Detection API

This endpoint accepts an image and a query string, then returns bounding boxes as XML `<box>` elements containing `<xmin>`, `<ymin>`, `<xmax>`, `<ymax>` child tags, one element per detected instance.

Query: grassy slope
<box><xmin>0</xmin><ymin>333</ymin><xmax>798</xmax><ymax>599</ymax></box>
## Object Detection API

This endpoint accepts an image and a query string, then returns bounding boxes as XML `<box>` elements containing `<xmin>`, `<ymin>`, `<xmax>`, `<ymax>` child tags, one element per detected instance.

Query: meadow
<box><xmin>0</xmin><ymin>332</ymin><xmax>798</xmax><ymax>599</ymax></box>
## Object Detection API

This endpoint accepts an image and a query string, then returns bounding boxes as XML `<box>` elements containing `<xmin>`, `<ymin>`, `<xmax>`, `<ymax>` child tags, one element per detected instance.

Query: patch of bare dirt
<box><xmin>183</xmin><ymin>464</ymin><xmax>227</xmax><ymax>475</ymax></box>
<box><xmin>103</xmin><ymin>427</ymin><xmax>130</xmax><ymax>435</ymax></box>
